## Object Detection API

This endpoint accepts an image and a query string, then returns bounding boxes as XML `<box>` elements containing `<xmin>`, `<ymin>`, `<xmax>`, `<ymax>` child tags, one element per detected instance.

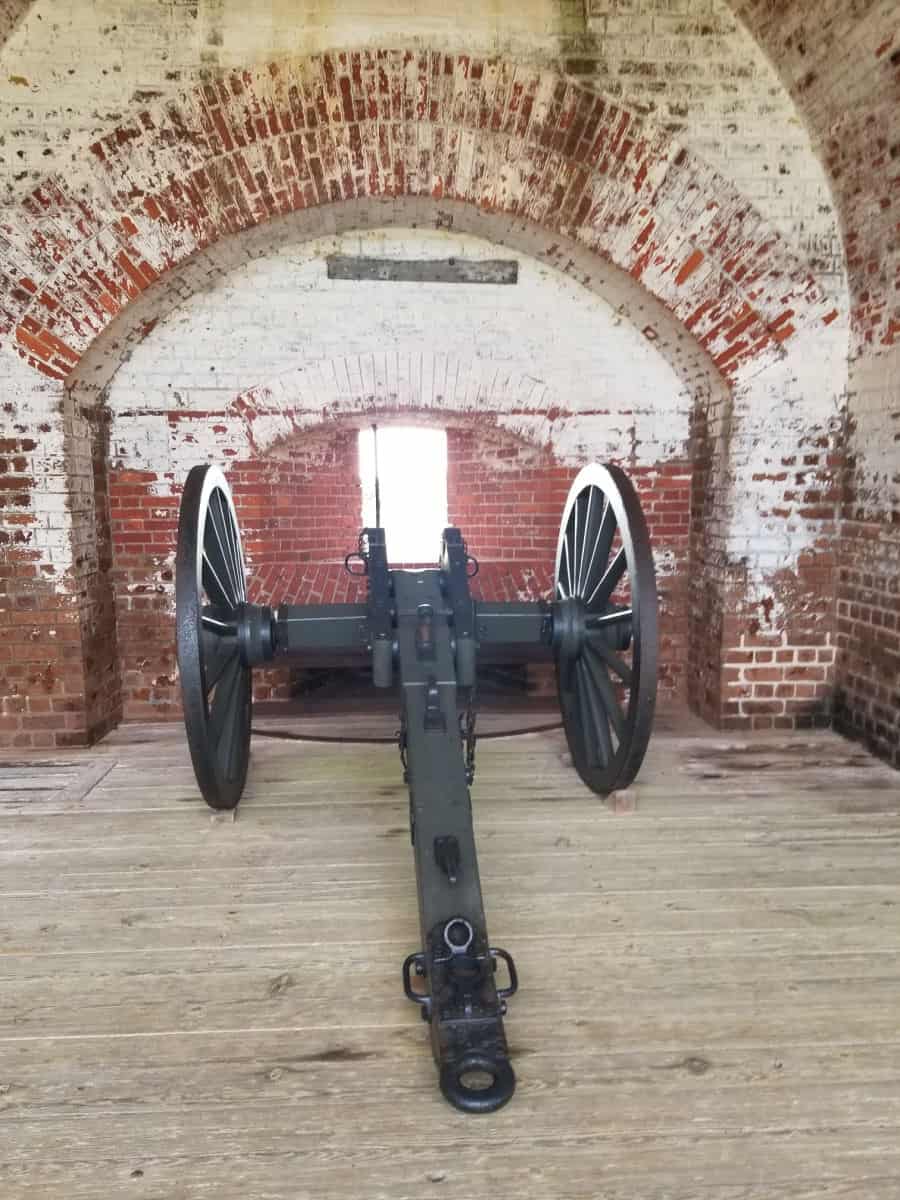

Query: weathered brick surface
<box><xmin>734</xmin><ymin>0</ymin><xmax>898</xmax><ymax>354</ymax></box>
<box><xmin>835</xmin><ymin>344</ymin><xmax>900</xmax><ymax>767</ymax></box>
<box><xmin>731</xmin><ymin>0</ymin><xmax>899</xmax><ymax>762</ymax></box>
<box><xmin>0</xmin><ymin>0</ymin><xmax>842</xmax><ymax>267</ymax></box>
<box><xmin>0</xmin><ymin>51</ymin><xmax>839</xmax><ymax>384</ymax></box>
<box><xmin>107</xmin><ymin>414</ymin><xmax>692</xmax><ymax>719</ymax></box>
<box><xmin>0</xmin><ymin>10</ymin><xmax>893</xmax><ymax>756</ymax></box>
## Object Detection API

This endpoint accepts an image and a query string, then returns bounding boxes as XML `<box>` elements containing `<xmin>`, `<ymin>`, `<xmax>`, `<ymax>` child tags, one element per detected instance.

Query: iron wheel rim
<box><xmin>176</xmin><ymin>464</ymin><xmax>252</xmax><ymax>810</ymax></box>
<box><xmin>554</xmin><ymin>463</ymin><xmax>658</xmax><ymax>795</ymax></box>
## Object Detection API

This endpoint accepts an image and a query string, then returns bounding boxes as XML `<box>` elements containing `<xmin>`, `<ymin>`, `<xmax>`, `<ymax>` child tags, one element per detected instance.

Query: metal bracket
<box><xmin>434</xmin><ymin>834</ymin><xmax>462</xmax><ymax>884</ymax></box>
<box><xmin>424</xmin><ymin>677</ymin><xmax>445</xmax><ymax>731</ymax></box>
<box><xmin>363</xmin><ymin>527</ymin><xmax>394</xmax><ymax>687</ymax></box>
<box><xmin>441</xmin><ymin>528</ymin><xmax>477</xmax><ymax>688</ymax></box>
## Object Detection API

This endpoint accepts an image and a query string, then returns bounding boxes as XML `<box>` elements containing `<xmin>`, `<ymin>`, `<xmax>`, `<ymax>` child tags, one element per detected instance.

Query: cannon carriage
<box><xmin>175</xmin><ymin>457</ymin><xmax>658</xmax><ymax>1112</ymax></box>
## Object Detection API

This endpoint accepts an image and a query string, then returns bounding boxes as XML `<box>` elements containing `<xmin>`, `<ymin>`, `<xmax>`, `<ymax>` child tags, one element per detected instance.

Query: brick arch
<box><xmin>70</xmin><ymin>194</ymin><xmax>723</xmax><ymax>416</ymax></box>
<box><xmin>107</xmin><ymin>401</ymin><xmax>691</xmax><ymax>717</ymax></box>
<box><xmin>222</xmin><ymin>350</ymin><xmax>692</xmax><ymax>467</ymax></box>
<box><xmin>0</xmin><ymin>51</ymin><xmax>851</xmax><ymax>747</ymax></box>
<box><xmin>54</xmin><ymin>196</ymin><xmax>715</xmax><ymax>739</ymax></box>
<box><xmin>6</xmin><ymin>48</ymin><xmax>842</xmax><ymax>388</ymax></box>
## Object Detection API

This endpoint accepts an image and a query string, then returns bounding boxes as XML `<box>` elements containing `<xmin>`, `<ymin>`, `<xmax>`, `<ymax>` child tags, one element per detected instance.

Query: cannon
<box><xmin>175</xmin><ymin>456</ymin><xmax>658</xmax><ymax>1112</ymax></box>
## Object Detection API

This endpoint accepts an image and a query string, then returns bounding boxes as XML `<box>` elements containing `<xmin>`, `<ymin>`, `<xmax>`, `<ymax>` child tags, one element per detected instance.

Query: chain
<box><xmin>461</xmin><ymin>684</ymin><xmax>477</xmax><ymax>786</ymax></box>
<box><xmin>398</xmin><ymin>710</ymin><xmax>409</xmax><ymax>783</ymax></box>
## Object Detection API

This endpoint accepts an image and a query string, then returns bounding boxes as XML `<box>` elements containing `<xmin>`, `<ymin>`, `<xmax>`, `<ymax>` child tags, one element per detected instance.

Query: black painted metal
<box><xmin>553</xmin><ymin>463</ymin><xmax>659</xmax><ymax>795</ymax></box>
<box><xmin>326</xmin><ymin>255</ymin><xmax>519</xmax><ymax>284</ymax></box>
<box><xmin>175</xmin><ymin>459</ymin><xmax>659</xmax><ymax>1110</ymax></box>
<box><xmin>273</xmin><ymin>603</ymin><xmax>369</xmax><ymax>661</ymax></box>
<box><xmin>393</xmin><ymin>563</ymin><xmax>517</xmax><ymax>1112</ymax></box>
<box><xmin>475</xmin><ymin>600</ymin><xmax>553</xmax><ymax>663</ymax></box>
<box><xmin>441</xmin><ymin>528</ymin><xmax>478</xmax><ymax>687</ymax></box>
<box><xmin>175</xmin><ymin>464</ymin><xmax>254</xmax><ymax>810</ymax></box>
<box><xmin>361</xmin><ymin>527</ymin><xmax>395</xmax><ymax>687</ymax></box>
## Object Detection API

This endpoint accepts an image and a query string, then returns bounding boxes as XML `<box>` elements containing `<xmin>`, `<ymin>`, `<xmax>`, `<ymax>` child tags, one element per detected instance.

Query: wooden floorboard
<box><xmin>1</xmin><ymin>715</ymin><xmax>899</xmax><ymax>1198</ymax></box>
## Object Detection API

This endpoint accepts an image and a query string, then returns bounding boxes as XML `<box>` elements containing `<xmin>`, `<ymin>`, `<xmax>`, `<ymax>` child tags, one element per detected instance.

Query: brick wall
<box><xmin>0</xmin><ymin>359</ymin><xmax>92</xmax><ymax>749</ymax></box>
<box><xmin>107</xmin><ymin>414</ymin><xmax>693</xmax><ymax>718</ymax></box>
<box><xmin>448</xmin><ymin>425</ymin><xmax>691</xmax><ymax>695</ymax></box>
<box><xmin>0</xmin><ymin>11</ymin><xmax>895</xmax><ymax>759</ymax></box>
<box><xmin>731</xmin><ymin>1</ymin><xmax>898</xmax><ymax>762</ymax></box>
<box><xmin>835</xmin><ymin>344</ymin><xmax>900</xmax><ymax>767</ymax></box>
<box><xmin>0</xmin><ymin>0</ymin><xmax>842</xmax><ymax>272</ymax></box>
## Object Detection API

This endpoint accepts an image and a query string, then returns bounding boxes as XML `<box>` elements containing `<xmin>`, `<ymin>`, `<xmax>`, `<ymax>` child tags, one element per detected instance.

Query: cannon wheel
<box><xmin>176</xmin><ymin>464</ymin><xmax>251</xmax><ymax>810</ymax></box>
<box><xmin>554</xmin><ymin>463</ymin><xmax>658</xmax><ymax>795</ymax></box>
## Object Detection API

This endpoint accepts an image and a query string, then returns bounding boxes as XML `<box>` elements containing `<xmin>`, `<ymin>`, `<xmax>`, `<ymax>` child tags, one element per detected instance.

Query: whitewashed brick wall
<box><xmin>0</xmin><ymin>0</ymin><xmax>842</xmax><ymax>278</ymax></box>
<box><xmin>92</xmin><ymin>227</ymin><xmax>694</xmax><ymax>484</ymax></box>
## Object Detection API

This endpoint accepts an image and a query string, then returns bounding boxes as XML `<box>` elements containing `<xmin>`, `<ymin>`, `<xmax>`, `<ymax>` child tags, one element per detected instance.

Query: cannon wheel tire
<box><xmin>554</xmin><ymin>462</ymin><xmax>658</xmax><ymax>796</ymax></box>
<box><xmin>176</xmin><ymin>464</ymin><xmax>252</xmax><ymax>811</ymax></box>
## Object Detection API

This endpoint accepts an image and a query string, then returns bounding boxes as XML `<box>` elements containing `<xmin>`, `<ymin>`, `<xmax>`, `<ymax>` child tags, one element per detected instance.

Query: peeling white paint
<box><xmin>101</xmin><ymin>228</ymin><xmax>692</xmax><ymax>473</ymax></box>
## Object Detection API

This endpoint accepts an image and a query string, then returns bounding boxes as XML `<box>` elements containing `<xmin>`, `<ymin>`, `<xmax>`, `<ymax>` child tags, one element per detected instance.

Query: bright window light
<box><xmin>358</xmin><ymin>426</ymin><xmax>448</xmax><ymax>563</ymax></box>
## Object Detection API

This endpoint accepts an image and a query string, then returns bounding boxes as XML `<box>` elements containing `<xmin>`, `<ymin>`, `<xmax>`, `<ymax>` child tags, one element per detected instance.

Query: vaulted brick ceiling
<box><xmin>0</xmin><ymin>0</ymin><xmax>895</xmax><ymax>359</ymax></box>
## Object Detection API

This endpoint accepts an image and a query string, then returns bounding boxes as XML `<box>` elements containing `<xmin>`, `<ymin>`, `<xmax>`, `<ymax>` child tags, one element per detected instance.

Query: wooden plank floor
<box><xmin>1</xmin><ymin>711</ymin><xmax>900</xmax><ymax>1199</ymax></box>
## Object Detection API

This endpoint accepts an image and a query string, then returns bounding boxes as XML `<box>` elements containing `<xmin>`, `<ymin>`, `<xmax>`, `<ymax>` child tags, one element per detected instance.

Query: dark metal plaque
<box><xmin>326</xmin><ymin>255</ymin><xmax>519</xmax><ymax>284</ymax></box>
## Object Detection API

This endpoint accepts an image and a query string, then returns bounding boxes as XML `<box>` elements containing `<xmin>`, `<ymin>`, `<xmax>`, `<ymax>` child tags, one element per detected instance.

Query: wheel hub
<box><xmin>235</xmin><ymin>602</ymin><xmax>275</xmax><ymax>668</ymax></box>
<box><xmin>552</xmin><ymin>596</ymin><xmax>588</xmax><ymax>662</ymax></box>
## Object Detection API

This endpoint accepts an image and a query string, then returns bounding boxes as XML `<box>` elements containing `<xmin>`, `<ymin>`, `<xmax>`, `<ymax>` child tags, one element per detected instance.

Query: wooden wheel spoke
<box><xmin>208</xmin><ymin>493</ymin><xmax>241</xmax><ymax>604</ymax></box>
<box><xmin>202</xmin><ymin>540</ymin><xmax>236</xmax><ymax>609</ymax></box>
<box><xmin>559</xmin><ymin>523</ymin><xmax>574</xmax><ymax>597</ymax></box>
<box><xmin>585</xmin><ymin>636</ymin><xmax>633</xmax><ymax>687</ymax></box>
<box><xmin>581</xmin><ymin>500</ymin><xmax>616</xmax><ymax>602</ymax></box>
<box><xmin>576</xmin><ymin>488</ymin><xmax>601</xmax><ymax>597</ymax></box>
<box><xmin>202</xmin><ymin>629</ymin><xmax>238</xmax><ymax>691</ymax></box>
<box><xmin>584</xmin><ymin>646</ymin><xmax>626</xmax><ymax>740</ymax></box>
<box><xmin>571</xmin><ymin>493</ymin><xmax>584</xmax><ymax>597</ymax></box>
<box><xmin>208</xmin><ymin>655</ymin><xmax>242</xmax><ymax>747</ymax></box>
<box><xmin>586</xmin><ymin>607</ymin><xmax>632</xmax><ymax>629</ymax></box>
<box><xmin>574</xmin><ymin>660</ymin><xmax>599</xmax><ymax>767</ymax></box>
<box><xmin>559</xmin><ymin>650</ymin><xmax>576</xmax><ymax>694</ymax></box>
<box><xmin>577</xmin><ymin>657</ymin><xmax>613</xmax><ymax>767</ymax></box>
<box><xmin>587</xmin><ymin>545</ymin><xmax>627</xmax><ymax>611</ymax></box>
<box><xmin>222</xmin><ymin>672</ymin><xmax>248</xmax><ymax>781</ymax></box>
<box><xmin>215</xmin><ymin>489</ymin><xmax>246</xmax><ymax>603</ymax></box>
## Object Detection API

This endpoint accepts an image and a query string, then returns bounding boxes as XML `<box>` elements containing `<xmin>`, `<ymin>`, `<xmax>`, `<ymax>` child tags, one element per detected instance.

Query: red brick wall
<box><xmin>0</xmin><ymin>429</ymin><xmax>88</xmax><ymax>748</ymax></box>
<box><xmin>107</xmin><ymin>418</ymin><xmax>692</xmax><ymax>719</ymax></box>
<box><xmin>835</xmin><ymin>523</ymin><xmax>899</xmax><ymax>768</ymax></box>
<box><xmin>447</xmin><ymin>425</ymin><xmax>691</xmax><ymax>696</ymax></box>
<box><xmin>108</xmin><ymin>470</ymin><xmax>179</xmax><ymax>720</ymax></box>
<box><xmin>834</xmin><ymin>354</ymin><xmax>900</xmax><ymax>768</ymax></box>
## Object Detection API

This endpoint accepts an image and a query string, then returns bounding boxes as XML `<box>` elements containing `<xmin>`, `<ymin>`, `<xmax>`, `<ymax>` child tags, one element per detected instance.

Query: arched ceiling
<box><xmin>71</xmin><ymin>198</ymin><xmax>723</xmax><ymax>404</ymax></box>
<box><xmin>732</xmin><ymin>0</ymin><xmax>898</xmax><ymax>350</ymax></box>
<box><xmin>72</xmin><ymin>223</ymin><xmax>701</xmax><ymax>477</ymax></box>
<box><xmin>0</xmin><ymin>0</ymin><xmax>842</xmax><ymax>274</ymax></box>
<box><xmin>1</xmin><ymin>48</ymin><xmax>840</xmax><ymax>395</ymax></box>
<box><xmin>0</xmin><ymin>0</ymin><xmax>893</xmax><ymax>356</ymax></box>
